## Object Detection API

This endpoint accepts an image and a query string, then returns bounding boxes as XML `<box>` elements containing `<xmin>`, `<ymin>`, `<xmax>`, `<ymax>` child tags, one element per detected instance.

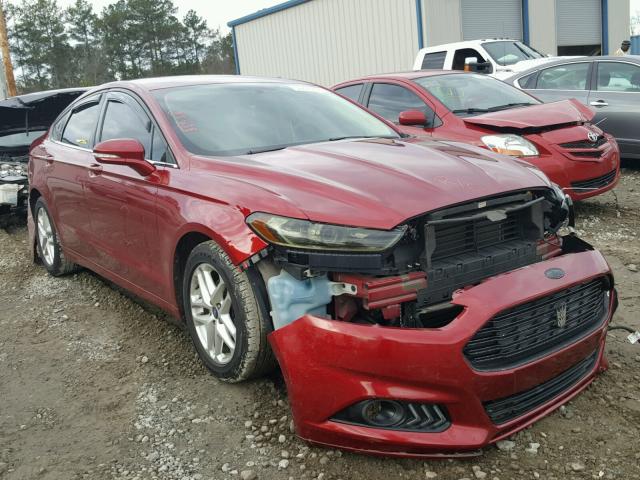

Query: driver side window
<box><xmin>367</xmin><ymin>83</ymin><xmax>440</xmax><ymax>127</ymax></box>
<box><xmin>536</xmin><ymin>63</ymin><xmax>590</xmax><ymax>91</ymax></box>
<box><xmin>452</xmin><ymin>48</ymin><xmax>487</xmax><ymax>71</ymax></box>
<box><xmin>100</xmin><ymin>100</ymin><xmax>152</xmax><ymax>157</ymax></box>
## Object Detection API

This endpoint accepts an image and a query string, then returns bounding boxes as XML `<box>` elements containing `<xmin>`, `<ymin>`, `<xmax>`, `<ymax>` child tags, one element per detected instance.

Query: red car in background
<box><xmin>333</xmin><ymin>71</ymin><xmax>620</xmax><ymax>201</ymax></box>
<box><xmin>29</xmin><ymin>76</ymin><xmax>616</xmax><ymax>458</ymax></box>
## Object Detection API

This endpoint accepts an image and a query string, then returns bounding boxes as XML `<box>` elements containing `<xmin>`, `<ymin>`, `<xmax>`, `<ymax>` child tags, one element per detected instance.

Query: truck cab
<box><xmin>413</xmin><ymin>39</ymin><xmax>559</xmax><ymax>80</ymax></box>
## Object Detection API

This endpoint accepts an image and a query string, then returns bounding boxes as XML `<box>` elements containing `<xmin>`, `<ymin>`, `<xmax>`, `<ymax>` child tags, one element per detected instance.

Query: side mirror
<box><xmin>399</xmin><ymin>110</ymin><xmax>427</xmax><ymax>126</ymax></box>
<box><xmin>93</xmin><ymin>139</ymin><xmax>156</xmax><ymax>177</ymax></box>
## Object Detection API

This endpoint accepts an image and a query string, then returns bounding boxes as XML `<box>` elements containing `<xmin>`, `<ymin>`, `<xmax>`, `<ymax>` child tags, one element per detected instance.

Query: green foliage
<box><xmin>6</xmin><ymin>0</ymin><xmax>236</xmax><ymax>92</ymax></box>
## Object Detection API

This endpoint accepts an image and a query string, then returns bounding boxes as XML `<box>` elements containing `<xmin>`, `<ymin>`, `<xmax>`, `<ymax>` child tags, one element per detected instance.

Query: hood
<box><xmin>0</xmin><ymin>87</ymin><xmax>88</xmax><ymax>137</ymax></box>
<box><xmin>462</xmin><ymin>99</ymin><xmax>595</xmax><ymax>131</ymax></box>
<box><xmin>191</xmin><ymin>139</ymin><xmax>550</xmax><ymax>230</ymax></box>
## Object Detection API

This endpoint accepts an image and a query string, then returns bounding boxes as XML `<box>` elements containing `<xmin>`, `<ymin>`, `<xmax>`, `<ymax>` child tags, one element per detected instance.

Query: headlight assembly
<box><xmin>481</xmin><ymin>134</ymin><xmax>539</xmax><ymax>157</ymax></box>
<box><xmin>246</xmin><ymin>212</ymin><xmax>406</xmax><ymax>252</ymax></box>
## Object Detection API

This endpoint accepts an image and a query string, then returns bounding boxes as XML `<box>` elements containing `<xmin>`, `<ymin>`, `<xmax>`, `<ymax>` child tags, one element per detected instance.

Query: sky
<box><xmin>54</xmin><ymin>0</ymin><xmax>283</xmax><ymax>33</ymax></box>
<box><xmin>53</xmin><ymin>0</ymin><xmax>640</xmax><ymax>34</ymax></box>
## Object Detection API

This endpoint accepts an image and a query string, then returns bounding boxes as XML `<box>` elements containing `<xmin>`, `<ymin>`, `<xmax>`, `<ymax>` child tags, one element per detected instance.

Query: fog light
<box><xmin>332</xmin><ymin>399</ymin><xmax>450</xmax><ymax>432</ymax></box>
<box><xmin>360</xmin><ymin>399</ymin><xmax>405</xmax><ymax>427</ymax></box>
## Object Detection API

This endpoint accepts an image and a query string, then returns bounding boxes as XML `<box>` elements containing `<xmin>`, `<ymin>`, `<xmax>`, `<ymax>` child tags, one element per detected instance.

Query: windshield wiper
<box><xmin>451</xmin><ymin>108</ymin><xmax>490</xmax><ymax>115</ymax></box>
<box><xmin>245</xmin><ymin>146</ymin><xmax>288</xmax><ymax>155</ymax></box>
<box><xmin>487</xmin><ymin>102</ymin><xmax>536</xmax><ymax>112</ymax></box>
<box><xmin>327</xmin><ymin>135</ymin><xmax>396</xmax><ymax>141</ymax></box>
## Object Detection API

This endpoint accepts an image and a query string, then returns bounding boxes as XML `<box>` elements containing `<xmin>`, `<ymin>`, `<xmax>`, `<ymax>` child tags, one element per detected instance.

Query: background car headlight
<box><xmin>481</xmin><ymin>134</ymin><xmax>539</xmax><ymax>157</ymax></box>
<box><xmin>246</xmin><ymin>212</ymin><xmax>406</xmax><ymax>252</ymax></box>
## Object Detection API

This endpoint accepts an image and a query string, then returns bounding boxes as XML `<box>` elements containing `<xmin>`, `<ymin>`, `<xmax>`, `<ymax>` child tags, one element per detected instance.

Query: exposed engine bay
<box><xmin>0</xmin><ymin>87</ymin><xmax>88</xmax><ymax>225</ymax></box>
<box><xmin>252</xmin><ymin>187</ymin><xmax>585</xmax><ymax>330</ymax></box>
<box><xmin>0</xmin><ymin>149</ymin><xmax>29</xmax><ymax>223</ymax></box>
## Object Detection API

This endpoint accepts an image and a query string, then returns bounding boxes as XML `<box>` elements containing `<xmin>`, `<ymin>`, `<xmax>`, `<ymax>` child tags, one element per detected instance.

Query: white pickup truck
<box><xmin>413</xmin><ymin>39</ymin><xmax>560</xmax><ymax>80</ymax></box>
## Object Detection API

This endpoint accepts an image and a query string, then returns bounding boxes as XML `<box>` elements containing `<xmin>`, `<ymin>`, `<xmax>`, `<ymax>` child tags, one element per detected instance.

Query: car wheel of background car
<box><xmin>183</xmin><ymin>240</ymin><xmax>275</xmax><ymax>382</ymax></box>
<box><xmin>34</xmin><ymin>197</ymin><xmax>77</xmax><ymax>276</ymax></box>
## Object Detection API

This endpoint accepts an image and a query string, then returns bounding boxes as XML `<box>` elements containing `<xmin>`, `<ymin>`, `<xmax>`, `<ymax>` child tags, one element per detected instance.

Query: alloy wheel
<box><xmin>37</xmin><ymin>207</ymin><xmax>55</xmax><ymax>266</ymax></box>
<box><xmin>189</xmin><ymin>263</ymin><xmax>237</xmax><ymax>365</ymax></box>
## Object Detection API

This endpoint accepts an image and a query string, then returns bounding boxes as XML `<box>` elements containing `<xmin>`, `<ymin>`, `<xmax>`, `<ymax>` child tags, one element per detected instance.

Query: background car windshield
<box><xmin>414</xmin><ymin>74</ymin><xmax>539</xmax><ymax>115</ymax></box>
<box><xmin>153</xmin><ymin>83</ymin><xmax>398</xmax><ymax>156</ymax></box>
<box><xmin>483</xmin><ymin>41</ymin><xmax>543</xmax><ymax>66</ymax></box>
<box><xmin>0</xmin><ymin>130</ymin><xmax>47</xmax><ymax>148</ymax></box>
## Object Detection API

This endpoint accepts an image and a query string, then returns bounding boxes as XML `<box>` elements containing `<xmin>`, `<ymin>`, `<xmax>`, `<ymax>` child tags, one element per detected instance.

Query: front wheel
<box><xmin>34</xmin><ymin>198</ymin><xmax>76</xmax><ymax>276</ymax></box>
<box><xmin>182</xmin><ymin>241</ymin><xmax>274</xmax><ymax>382</ymax></box>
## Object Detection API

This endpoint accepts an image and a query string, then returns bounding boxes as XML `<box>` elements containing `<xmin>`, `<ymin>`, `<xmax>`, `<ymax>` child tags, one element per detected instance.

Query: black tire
<box><xmin>34</xmin><ymin>198</ymin><xmax>77</xmax><ymax>276</ymax></box>
<box><xmin>182</xmin><ymin>240</ymin><xmax>275</xmax><ymax>382</ymax></box>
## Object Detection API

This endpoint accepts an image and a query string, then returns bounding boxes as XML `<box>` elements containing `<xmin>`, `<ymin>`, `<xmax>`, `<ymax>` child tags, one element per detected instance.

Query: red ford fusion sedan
<box><xmin>333</xmin><ymin>71</ymin><xmax>620</xmax><ymax>201</ymax></box>
<box><xmin>28</xmin><ymin>76</ymin><xmax>616</xmax><ymax>458</ymax></box>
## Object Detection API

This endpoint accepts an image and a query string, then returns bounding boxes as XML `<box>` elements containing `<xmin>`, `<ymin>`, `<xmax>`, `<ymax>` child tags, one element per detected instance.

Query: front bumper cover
<box><xmin>268</xmin><ymin>249</ymin><xmax>615</xmax><ymax>458</ymax></box>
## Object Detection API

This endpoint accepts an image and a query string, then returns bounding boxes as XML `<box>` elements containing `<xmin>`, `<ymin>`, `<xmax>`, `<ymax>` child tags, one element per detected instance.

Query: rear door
<box><xmin>364</xmin><ymin>82</ymin><xmax>441</xmax><ymax>136</ymax></box>
<box><xmin>588</xmin><ymin>60</ymin><xmax>640</xmax><ymax>157</ymax></box>
<box><xmin>42</xmin><ymin>94</ymin><xmax>103</xmax><ymax>257</ymax></box>
<box><xmin>525</xmin><ymin>61</ymin><xmax>592</xmax><ymax>104</ymax></box>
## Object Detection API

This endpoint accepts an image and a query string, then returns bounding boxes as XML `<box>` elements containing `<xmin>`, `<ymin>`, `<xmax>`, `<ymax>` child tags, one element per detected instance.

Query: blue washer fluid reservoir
<box><xmin>267</xmin><ymin>269</ymin><xmax>335</xmax><ymax>329</ymax></box>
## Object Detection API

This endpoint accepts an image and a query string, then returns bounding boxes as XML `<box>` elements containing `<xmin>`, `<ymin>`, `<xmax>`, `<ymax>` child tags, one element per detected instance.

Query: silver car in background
<box><xmin>505</xmin><ymin>56</ymin><xmax>640</xmax><ymax>159</ymax></box>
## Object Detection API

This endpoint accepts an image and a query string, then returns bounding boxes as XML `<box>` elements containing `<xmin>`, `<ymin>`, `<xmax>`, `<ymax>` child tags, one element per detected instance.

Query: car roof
<box><xmin>418</xmin><ymin>38</ymin><xmax>519</xmax><ymax>53</ymax></box>
<box><xmin>337</xmin><ymin>70</ymin><xmax>469</xmax><ymax>84</ymax></box>
<box><xmin>504</xmin><ymin>55</ymin><xmax>640</xmax><ymax>81</ymax></box>
<box><xmin>96</xmin><ymin>75</ymin><xmax>306</xmax><ymax>92</ymax></box>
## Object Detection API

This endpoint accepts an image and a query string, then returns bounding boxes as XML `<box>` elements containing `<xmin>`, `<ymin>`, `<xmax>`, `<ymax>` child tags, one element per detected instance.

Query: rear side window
<box><xmin>368</xmin><ymin>83</ymin><xmax>437</xmax><ymax>125</ymax></box>
<box><xmin>536</xmin><ymin>63</ymin><xmax>590</xmax><ymax>90</ymax></box>
<box><xmin>100</xmin><ymin>100</ymin><xmax>152</xmax><ymax>157</ymax></box>
<box><xmin>61</xmin><ymin>102</ymin><xmax>101</xmax><ymax>148</ymax></box>
<box><xmin>517</xmin><ymin>72</ymin><xmax>538</xmax><ymax>89</ymax></box>
<box><xmin>421</xmin><ymin>51</ymin><xmax>447</xmax><ymax>70</ymax></box>
<box><xmin>335</xmin><ymin>84</ymin><xmax>363</xmax><ymax>102</ymax></box>
<box><xmin>596</xmin><ymin>62</ymin><xmax>640</xmax><ymax>92</ymax></box>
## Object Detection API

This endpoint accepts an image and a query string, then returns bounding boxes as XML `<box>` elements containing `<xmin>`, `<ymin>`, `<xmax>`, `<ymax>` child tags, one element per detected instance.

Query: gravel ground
<box><xmin>1</xmin><ymin>167</ymin><xmax>639</xmax><ymax>480</ymax></box>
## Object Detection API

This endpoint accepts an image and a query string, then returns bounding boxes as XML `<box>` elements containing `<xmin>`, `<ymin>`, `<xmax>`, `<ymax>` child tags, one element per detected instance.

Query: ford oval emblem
<box><xmin>545</xmin><ymin>268</ymin><xmax>565</xmax><ymax>279</ymax></box>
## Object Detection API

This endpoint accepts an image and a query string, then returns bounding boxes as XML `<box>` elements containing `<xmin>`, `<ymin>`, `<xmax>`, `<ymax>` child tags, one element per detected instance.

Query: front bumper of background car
<box><xmin>269</xmin><ymin>249</ymin><xmax>615</xmax><ymax>458</ymax></box>
<box><xmin>523</xmin><ymin>133</ymin><xmax>620</xmax><ymax>202</ymax></box>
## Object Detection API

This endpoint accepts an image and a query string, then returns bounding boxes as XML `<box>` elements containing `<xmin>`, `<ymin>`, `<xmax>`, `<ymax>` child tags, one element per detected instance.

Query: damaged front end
<box><xmin>248</xmin><ymin>187</ymin><xmax>616</xmax><ymax>457</ymax></box>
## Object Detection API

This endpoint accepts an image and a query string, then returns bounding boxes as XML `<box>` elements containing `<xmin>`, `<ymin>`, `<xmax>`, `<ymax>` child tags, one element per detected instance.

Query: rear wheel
<box><xmin>34</xmin><ymin>198</ymin><xmax>76</xmax><ymax>276</ymax></box>
<box><xmin>183</xmin><ymin>241</ymin><xmax>274</xmax><ymax>382</ymax></box>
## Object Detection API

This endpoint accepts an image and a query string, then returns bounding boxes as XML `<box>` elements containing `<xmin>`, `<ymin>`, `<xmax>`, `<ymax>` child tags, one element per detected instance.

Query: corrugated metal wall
<box><xmin>234</xmin><ymin>0</ymin><xmax>418</xmax><ymax>86</ymax></box>
<box><xmin>556</xmin><ymin>0</ymin><xmax>601</xmax><ymax>46</ymax></box>
<box><xmin>421</xmin><ymin>0</ymin><xmax>462</xmax><ymax>47</ymax></box>
<box><xmin>461</xmin><ymin>0</ymin><xmax>523</xmax><ymax>41</ymax></box>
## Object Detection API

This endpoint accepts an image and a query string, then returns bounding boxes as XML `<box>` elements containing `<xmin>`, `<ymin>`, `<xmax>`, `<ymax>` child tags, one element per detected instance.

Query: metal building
<box><xmin>228</xmin><ymin>0</ymin><xmax>631</xmax><ymax>86</ymax></box>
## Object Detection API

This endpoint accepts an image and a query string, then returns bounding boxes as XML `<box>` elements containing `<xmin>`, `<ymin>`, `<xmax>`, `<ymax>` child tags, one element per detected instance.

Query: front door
<box><xmin>588</xmin><ymin>60</ymin><xmax>640</xmax><ymax>157</ymax></box>
<box><xmin>84</xmin><ymin>91</ymin><xmax>163</xmax><ymax>296</ymax></box>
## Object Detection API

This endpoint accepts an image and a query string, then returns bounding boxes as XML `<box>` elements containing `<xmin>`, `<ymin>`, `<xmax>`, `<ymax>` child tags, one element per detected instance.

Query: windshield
<box><xmin>153</xmin><ymin>83</ymin><xmax>399</xmax><ymax>156</ymax></box>
<box><xmin>0</xmin><ymin>130</ymin><xmax>47</xmax><ymax>148</ymax></box>
<box><xmin>413</xmin><ymin>74</ymin><xmax>539</xmax><ymax>116</ymax></box>
<box><xmin>483</xmin><ymin>41</ymin><xmax>544</xmax><ymax>66</ymax></box>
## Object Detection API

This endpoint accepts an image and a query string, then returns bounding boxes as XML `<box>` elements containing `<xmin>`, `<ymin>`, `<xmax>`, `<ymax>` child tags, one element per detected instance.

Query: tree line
<box><xmin>5</xmin><ymin>0</ymin><xmax>235</xmax><ymax>93</ymax></box>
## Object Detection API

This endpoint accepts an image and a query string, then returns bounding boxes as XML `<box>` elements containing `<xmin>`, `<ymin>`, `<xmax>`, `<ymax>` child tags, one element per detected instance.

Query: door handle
<box><xmin>88</xmin><ymin>163</ymin><xmax>103</xmax><ymax>176</ymax></box>
<box><xmin>590</xmin><ymin>100</ymin><xmax>608</xmax><ymax>107</ymax></box>
<box><xmin>32</xmin><ymin>153</ymin><xmax>54</xmax><ymax>165</ymax></box>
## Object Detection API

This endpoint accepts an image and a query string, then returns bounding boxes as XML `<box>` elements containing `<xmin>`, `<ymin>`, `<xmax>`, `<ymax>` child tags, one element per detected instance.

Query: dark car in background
<box><xmin>505</xmin><ymin>56</ymin><xmax>640</xmax><ymax>159</ymax></box>
<box><xmin>333</xmin><ymin>71</ymin><xmax>620</xmax><ymax>201</ymax></box>
<box><xmin>0</xmin><ymin>88</ymin><xmax>87</xmax><ymax>224</ymax></box>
